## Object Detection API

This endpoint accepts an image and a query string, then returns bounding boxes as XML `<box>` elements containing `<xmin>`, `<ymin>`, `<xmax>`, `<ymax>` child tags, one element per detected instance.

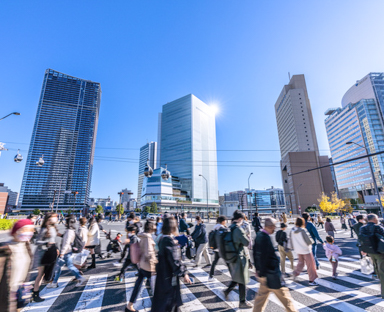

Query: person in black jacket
<box><xmin>151</xmin><ymin>216</ymin><xmax>192</xmax><ymax>312</ymax></box>
<box><xmin>252</xmin><ymin>213</ymin><xmax>262</xmax><ymax>233</ymax></box>
<box><xmin>179</xmin><ymin>212</ymin><xmax>190</xmax><ymax>235</ymax></box>
<box><xmin>275</xmin><ymin>223</ymin><xmax>294</xmax><ymax>277</ymax></box>
<box><xmin>253</xmin><ymin>218</ymin><xmax>297</xmax><ymax>312</ymax></box>
<box><xmin>191</xmin><ymin>216</ymin><xmax>212</xmax><ymax>267</ymax></box>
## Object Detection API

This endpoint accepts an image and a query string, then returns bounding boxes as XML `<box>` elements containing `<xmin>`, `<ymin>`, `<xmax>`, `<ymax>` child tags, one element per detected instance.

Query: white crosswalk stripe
<box><xmin>73</xmin><ymin>274</ymin><xmax>108</xmax><ymax>312</ymax></box>
<box><xmin>124</xmin><ymin>271</ymin><xmax>151</xmax><ymax>312</ymax></box>
<box><xmin>180</xmin><ymin>281</ymin><xmax>209</xmax><ymax>312</ymax></box>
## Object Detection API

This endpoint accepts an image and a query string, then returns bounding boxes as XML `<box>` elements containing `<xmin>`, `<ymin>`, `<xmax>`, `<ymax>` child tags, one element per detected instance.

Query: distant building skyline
<box><xmin>19</xmin><ymin>69</ymin><xmax>101</xmax><ymax>212</ymax></box>
<box><xmin>137</xmin><ymin>141</ymin><xmax>157</xmax><ymax>204</ymax></box>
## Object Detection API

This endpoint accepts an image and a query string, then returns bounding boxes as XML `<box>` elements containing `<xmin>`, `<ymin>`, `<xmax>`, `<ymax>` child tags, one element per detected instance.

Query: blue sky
<box><xmin>1</xmin><ymin>1</ymin><xmax>384</xmax><ymax>202</ymax></box>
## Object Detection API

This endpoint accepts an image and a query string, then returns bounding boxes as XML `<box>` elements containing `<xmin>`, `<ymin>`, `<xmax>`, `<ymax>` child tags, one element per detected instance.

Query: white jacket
<box><xmin>289</xmin><ymin>227</ymin><xmax>313</xmax><ymax>255</ymax></box>
<box><xmin>60</xmin><ymin>229</ymin><xmax>75</xmax><ymax>255</ymax></box>
<box><xmin>78</xmin><ymin>225</ymin><xmax>89</xmax><ymax>247</ymax></box>
<box><xmin>87</xmin><ymin>223</ymin><xmax>100</xmax><ymax>246</ymax></box>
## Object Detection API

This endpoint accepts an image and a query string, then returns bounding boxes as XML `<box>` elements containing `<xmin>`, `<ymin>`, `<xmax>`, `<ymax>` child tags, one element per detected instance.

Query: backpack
<box><xmin>72</xmin><ymin>231</ymin><xmax>84</xmax><ymax>254</ymax></box>
<box><xmin>208</xmin><ymin>230</ymin><xmax>218</xmax><ymax>249</ymax></box>
<box><xmin>275</xmin><ymin>230</ymin><xmax>284</xmax><ymax>246</ymax></box>
<box><xmin>359</xmin><ymin>229</ymin><xmax>379</xmax><ymax>254</ymax></box>
<box><xmin>130</xmin><ymin>241</ymin><xmax>142</xmax><ymax>264</ymax></box>
<box><xmin>218</xmin><ymin>227</ymin><xmax>239</xmax><ymax>263</ymax></box>
<box><xmin>252</xmin><ymin>218</ymin><xmax>257</xmax><ymax>228</ymax></box>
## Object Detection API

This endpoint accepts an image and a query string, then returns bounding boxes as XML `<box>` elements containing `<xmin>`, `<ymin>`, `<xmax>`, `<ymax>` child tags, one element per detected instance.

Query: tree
<box><xmin>318</xmin><ymin>192</ymin><xmax>344</xmax><ymax>215</ymax></box>
<box><xmin>95</xmin><ymin>205</ymin><xmax>103</xmax><ymax>214</ymax></box>
<box><xmin>305</xmin><ymin>207</ymin><xmax>317</xmax><ymax>212</ymax></box>
<box><xmin>340</xmin><ymin>199</ymin><xmax>353</xmax><ymax>214</ymax></box>
<box><xmin>33</xmin><ymin>208</ymin><xmax>41</xmax><ymax>215</ymax></box>
<box><xmin>116</xmin><ymin>204</ymin><xmax>124</xmax><ymax>218</ymax></box>
<box><xmin>331</xmin><ymin>192</ymin><xmax>345</xmax><ymax>213</ymax></box>
<box><xmin>150</xmin><ymin>202</ymin><xmax>158</xmax><ymax>213</ymax></box>
<box><xmin>144</xmin><ymin>206</ymin><xmax>151</xmax><ymax>213</ymax></box>
<box><xmin>134</xmin><ymin>208</ymin><xmax>141</xmax><ymax>212</ymax></box>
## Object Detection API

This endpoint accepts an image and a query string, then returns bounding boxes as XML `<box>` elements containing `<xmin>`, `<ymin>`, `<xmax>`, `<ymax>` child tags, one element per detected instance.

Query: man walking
<box><xmin>348</xmin><ymin>216</ymin><xmax>357</xmax><ymax>238</ymax></box>
<box><xmin>253</xmin><ymin>218</ymin><xmax>297</xmax><ymax>312</ymax></box>
<box><xmin>252</xmin><ymin>212</ymin><xmax>262</xmax><ymax>234</ymax></box>
<box><xmin>352</xmin><ymin>215</ymin><xmax>365</xmax><ymax>258</ymax></box>
<box><xmin>302</xmin><ymin>212</ymin><xmax>324</xmax><ymax>269</ymax></box>
<box><xmin>179</xmin><ymin>212</ymin><xmax>190</xmax><ymax>235</ymax></box>
<box><xmin>209</xmin><ymin>216</ymin><xmax>226</xmax><ymax>280</ymax></box>
<box><xmin>360</xmin><ymin>214</ymin><xmax>384</xmax><ymax>298</ymax></box>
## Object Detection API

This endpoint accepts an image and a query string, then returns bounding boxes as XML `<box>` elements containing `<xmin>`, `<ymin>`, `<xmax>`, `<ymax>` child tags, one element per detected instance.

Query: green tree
<box><xmin>116</xmin><ymin>204</ymin><xmax>124</xmax><ymax>218</ymax></box>
<box><xmin>33</xmin><ymin>208</ymin><xmax>41</xmax><ymax>215</ymax></box>
<box><xmin>144</xmin><ymin>206</ymin><xmax>151</xmax><ymax>213</ymax></box>
<box><xmin>95</xmin><ymin>205</ymin><xmax>103</xmax><ymax>214</ymax></box>
<box><xmin>135</xmin><ymin>208</ymin><xmax>141</xmax><ymax>212</ymax></box>
<box><xmin>150</xmin><ymin>202</ymin><xmax>158</xmax><ymax>213</ymax></box>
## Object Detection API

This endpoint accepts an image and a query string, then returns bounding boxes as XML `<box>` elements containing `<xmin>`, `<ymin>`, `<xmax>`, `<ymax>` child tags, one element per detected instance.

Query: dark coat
<box><xmin>227</xmin><ymin>222</ymin><xmax>250</xmax><ymax>285</ymax></box>
<box><xmin>254</xmin><ymin>231</ymin><xmax>280</xmax><ymax>277</ymax></box>
<box><xmin>352</xmin><ymin>222</ymin><xmax>364</xmax><ymax>238</ymax></box>
<box><xmin>252</xmin><ymin>217</ymin><xmax>262</xmax><ymax>232</ymax></box>
<box><xmin>152</xmin><ymin>235</ymin><xmax>187</xmax><ymax>312</ymax></box>
<box><xmin>191</xmin><ymin>223</ymin><xmax>208</xmax><ymax>245</ymax></box>
<box><xmin>305</xmin><ymin>221</ymin><xmax>323</xmax><ymax>244</ymax></box>
<box><xmin>179</xmin><ymin>218</ymin><xmax>189</xmax><ymax>234</ymax></box>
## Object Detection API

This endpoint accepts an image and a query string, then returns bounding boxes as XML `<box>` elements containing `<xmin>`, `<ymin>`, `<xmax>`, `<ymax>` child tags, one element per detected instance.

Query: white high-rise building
<box><xmin>137</xmin><ymin>142</ymin><xmax>157</xmax><ymax>204</ymax></box>
<box><xmin>158</xmin><ymin>94</ymin><xmax>219</xmax><ymax>207</ymax></box>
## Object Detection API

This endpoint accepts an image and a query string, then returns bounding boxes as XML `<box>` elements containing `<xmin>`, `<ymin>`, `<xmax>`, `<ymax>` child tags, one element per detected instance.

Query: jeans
<box><xmin>312</xmin><ymin>244</ymin><xmax>319</xmax><ymax>268</ymax></box>
<box><xmin>209</xmin><ymin>252</ymin><xmax>220</xmax><ymax>277</ymax></box>
<box><xmin>130</xmin><ymin>269</ymin><xmax>152</xmax><ymax>303</ymax></box>
<box><xmin>350</xmin><ymin>228</ymin><xmax>354</xmax><ymax>238</ymax></box>
<box><xmin>227</xmin><ymin>281</ymin><xmax>246</xmax><ymax>302</ymax></box>
<box><xmin>53</xmin><ymin>253</ymin><xmax>82</xmax><ymax>283</ymax></box>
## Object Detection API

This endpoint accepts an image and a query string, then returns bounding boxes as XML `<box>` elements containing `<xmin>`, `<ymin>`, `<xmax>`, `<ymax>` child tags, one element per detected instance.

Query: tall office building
<box><xmin>158</xmin><ymin>94</ymin><xmax>219</xmax><ymax>208</ymax></box>
<box><xmin>19</xmin><ymin>69</ymin><xmax>101</xmax><ymax>212</ymax></box>
<box><xmin>137</xmin><ymin>142</ymin><xmax>157</xmax><ymax>204</ymax></box>
<box><xmin>324</xmin><ymin>73</ymin><xmax>384</xmax><ymax>202</ymax></box>
<box><xmin>275</xmin><ymin>75</ymin><xmax>334</xmax><ymax>214</ymax></box>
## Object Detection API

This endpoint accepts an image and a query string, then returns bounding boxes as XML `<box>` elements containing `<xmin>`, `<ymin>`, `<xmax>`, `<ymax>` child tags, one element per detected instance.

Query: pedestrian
<box><xmin>152</xmin><ymin>216</ymin><xmax>192</xmax><ymax>312</ymax></box>
<box><xmin>352</xmin><ymin>215</ymin><xmax>365</xmax><ymax>258</ymax></box>
<box><xmin>48</xmin><ymin>215</ymin><xmax>86</xmax><ymax>288</ymax></box>
<box><xmin>85</xmin><ymin>216</ymin><xmax>100</xmax><ymax>269</ymax></box>
<box><xmin>119</xmin><ymin>213</ymin><xmax>139</xmax><ymax>263</ymax></box>
<box><xmin>116</xmin><ymin>225</ymin><xmax>139</xmax><ymax>281</ymax></box>
<box><xmin>340</xmin><ymin>215</ymin><xmax>347</xmax><ymax>231</ymax></box>
<box><xmin>209</xmin><ymin>216</ymin><xmax>226</xmax><ymax>280</ymax></box>
<box><xmin>275</xmin><ymin>223</ymin><xmax>294</xmax><ymax>277</ymax></box>
<box><xmin>359</xmin><ymin>214</ymin><xmax>384</xmax><ymax>298</ymax></box>
<box><xmin>253</xmin><ymin>218</ymin><xmax>297</xmax><ymax>312</ymax></box>
<box><xmin>74</xmin><ymin>217</ymin><xmax>88</xmax><ymax>272</ymax></box>
<box><xmin>95</xmin><ymin>216</ymin><xmax>107</xmax><ymax>259</ymax></box>
<box><xmin>325</xmin><ymin>217</ymin><xmax>336</xmax><ymax>238</ymax></box>
<box><xmin>348</xmin><ymin>215</ymin><xmax>357</xmax><ymax>238</ymax></box>
<box><xmin>125</xmin><ymin>219</ymin><xmax>157</xmax><ymax>312</ymax></box>
<box><xmin>224</xmin><ymin>210</ymin><xmax>252</xmax><ymax>309</ymax></box>
<box><xmin>32</xmin><ymin>212</ymin><xmax>60</xmax><ymax>302</ymax></box>
<box><xmin>290</xmin><ymin>217</ymin><xmax>319</xmax><ymax>286</ymax></box>
<box><xmin>317</xmin><ymin>215</ymin><xmax>324</xmax><ymax>228</ymax></box>
<box><xmin>302</xmin><ymin>212</ymin><xmax>324</xmax><ymax>270</ymax></box>
<box><xmin>252</xmin><ymin>212</ymin><xmax>263</xmax><ymax>234</ymax></box>
<box><xmin>0</xmin><ymin>219</ymin><xmax>34</xmax><ymax>312</ymax></box>
<box><xmin>156</xmin><ymin>216</ymin><xmax>163</xmax><ymax>236</ymax></box>
<box><xmin>179</xmin><ymin>212</ymin><xmax>190</xmax><ymax>235</ymax></box>
<box><xmin>191</xmin><ymin>216</ymin><xmax>211</xmax><ymax>267</ymax></box>
<box><xmin>241</xmin><ymin>215</ymin><xmax>253</xmax><ymax>251</ymax></box>
<box><xmin>323</xmin><ymin>235</ymin><xmax>342</xmax><ymax>279</ymax></box>
<box><xmin>282</xmin><ymin>212</ymin><xmax>288</xmax><ymax>224</ymax></box>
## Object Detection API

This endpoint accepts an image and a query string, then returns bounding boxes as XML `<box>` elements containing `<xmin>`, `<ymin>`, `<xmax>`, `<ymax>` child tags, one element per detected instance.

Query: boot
<box><xmin>88</xmin><ymin>254</ymin><xmax>96</xmax><ymax>269</ymax></box>
<box><xmin>32</xmin><ymin>290</ymin><xmax>45</xmax><ymax>302</ymax></box>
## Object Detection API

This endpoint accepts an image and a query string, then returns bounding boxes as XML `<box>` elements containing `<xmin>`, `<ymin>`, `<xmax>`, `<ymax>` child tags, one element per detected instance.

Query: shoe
<box><xmin>46</xmin><ymin>282</ymin><xmax>58</xmax><ymax>288</ymax></box>
<box><xmin>208</xmin><ymin>276</ymin><xmax>214</xmax><ymax>281</ymax></box>
<box><xmin>114</xmin><ymin>275</ymin><xmax>121</xmax><ymax>282</ymax></box>
<box><xmin>239</xmin><ymin>301</ymin><xmax>253</xmax><ymax>309</ymax></box>
<box><xmin>224</xmin><ymin>289</ymin><xmax>230</xmax><ymax>300</ymax></box>
<box><xmin>125</xmin><ymin>307</ymin><xmax>138</xmax><ymax>312</ymax></box>
<box><xmin>87</xmin><ymin>264</ymin><xmax>96</xmax><ymax>269</ymax></box>
<box><xmin>32</xmin><ymin>291</ymin><xmax>45</xmax><ymax>302</ymax></box>
<box><xmin>308</xmin><ymin>281</ymin><xmax>318</xmax><ymax>286</ymax></box>
<box><xmin>316</xmin><ymin>264</ymin><xmax>320</xmax><ymax>270</ymax></box>
<box><xmin>292</xmin><ymin>275</ymin><xmax>298</xmax><ymax>282</ymax></box>
<box><xmin>75</xmin><ymin>277</ymin><xmax>87</xmax><ymax>287</ymax></box>
<box><xmin>203</xmin><ymin>264</ymin><xmax>211</xmax><ymax>268</ymax></box>
<box><xmin>284</xmin><ymin>273</ymin><xmax>291</xmax><ymax>278</ymax></box>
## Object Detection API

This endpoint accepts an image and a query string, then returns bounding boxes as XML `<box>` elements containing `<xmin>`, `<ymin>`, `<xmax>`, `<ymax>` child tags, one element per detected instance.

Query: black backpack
<box><xmin>208</xmin><ymin>230</ymin><xmax>218</xmax><ymax>249</ymax></box>
<box><xmin>218</xmin><ymin>226</ymin><xmax>239</xmax><ymax>263</ymax></box>
<box><xmin>72</xmin><ymin>231</ymin><xmax>84</xmax><ymax>253</ymax></box>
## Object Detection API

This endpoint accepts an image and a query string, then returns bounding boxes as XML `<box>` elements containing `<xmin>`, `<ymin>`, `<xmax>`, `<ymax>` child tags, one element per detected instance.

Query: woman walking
<box><xmin>317</xmin><ymin>215</ymin><xmax>324</xmax><ymax>228</ymax></box>
<box><xmin>126</xmin><ymin>219</ymin><xmax>157</xmax><ymax>312</ymax></box>
<box><xmin>191</xmin><ymin>216</ymin><xmax>211</xmax><ymax>267</ymax></box>
<box><xmin>32</xmin><ymin>212</ymin><xmax>60</xmax><ymax>302</ymax></box>
<box><xmin>290</xmin><ymin>217</ymin><xmax>319</xmax><ymax>286</ymax></box>
<box><xmin>86</xmin><ymin>217</ymin><xmax>100</xmax><ymax>269</ymax></box>
<box><xmin>152</xmin><ymin>216</ymin><xmax>192</xmax><ymax>312</ymax></box>
<box><xmin>340</xmin><ymin>215</ymin><xmax>348</xmax><ymax>231</ymax></box>
<box><xmin>325</xmin><ymin>217</ymin><xmax>336</xmax><ymax>238</ymax></box>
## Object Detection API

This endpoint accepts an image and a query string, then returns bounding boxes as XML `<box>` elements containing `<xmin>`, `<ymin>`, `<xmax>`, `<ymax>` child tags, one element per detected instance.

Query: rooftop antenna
<box><xmin>288</xmin><ymin>72</ymin><xmax>291</xmax><ymax>81</ymax></box>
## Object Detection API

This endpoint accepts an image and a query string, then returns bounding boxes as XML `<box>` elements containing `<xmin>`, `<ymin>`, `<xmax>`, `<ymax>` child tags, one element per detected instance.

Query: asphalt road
<box><xmin>17</xmin><ymin>218</ymin><xmax>383</xmax><ymax>312</ymax></box>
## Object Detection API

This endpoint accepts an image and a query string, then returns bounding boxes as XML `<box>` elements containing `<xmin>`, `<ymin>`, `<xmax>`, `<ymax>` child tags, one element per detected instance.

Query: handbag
<box><xmin>266</xmin><ymin>269</ymin><xmax>285</xmax><ymax>289</ymax></box>
<box><xmin>360</xmin><ymin>256</ymin><xmax>374</xmax><ymax>275</ymax></box>
<box><xmin>73</xmin><ymin>249</ymin><xmax>90</xmax><ymax>266</ymax></box>
<box><xmin>41</xmin><ymin>245</ymin><xmax>58</xmax><ymax>266</ymax></box>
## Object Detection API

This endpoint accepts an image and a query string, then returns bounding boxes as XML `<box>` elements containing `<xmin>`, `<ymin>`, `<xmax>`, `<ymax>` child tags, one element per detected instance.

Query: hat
<box><xmin>281</xmin><ymin>223</ymin><xmax>287</xmax><ymax>228</ymax></box>
<box><xmin>11</xmin><ymin>219</ymin><xmax>34</xmax><ymax>235</ymax></box>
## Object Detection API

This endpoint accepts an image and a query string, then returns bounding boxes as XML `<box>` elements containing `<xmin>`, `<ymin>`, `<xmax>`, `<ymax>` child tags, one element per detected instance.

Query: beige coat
<box><xmin>138</xmin><ymin>232</ymin><xmax>157</xmax><ymax>272</ymax></box>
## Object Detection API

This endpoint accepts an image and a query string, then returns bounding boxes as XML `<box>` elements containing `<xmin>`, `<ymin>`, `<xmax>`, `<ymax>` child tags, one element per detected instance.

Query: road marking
<box><xmin>319</xmin><ymin>260</ymin><xmax>378</xmax><ymax>282</ymax></box>
<box><xmin>21</xmin><ymin>277</ymin><xmax>72</xmax><ymax>311</ymax></box>
<box><xmin>125</xmin><ymin>271</ymin><xmax>151</xmax><ymax>311</ymax></box>
<box><xmin>73</xmin><ymin>274</ymin><xmax>108</xmax><ymax>312</ymax></box>
<box><xmin>180</xmin><ymin>281</ymin><xmax>209</xmax><ymax>312</ymax></box>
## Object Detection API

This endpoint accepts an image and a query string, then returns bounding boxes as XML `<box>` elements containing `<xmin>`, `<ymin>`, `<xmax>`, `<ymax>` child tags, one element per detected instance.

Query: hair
<box><xmin>217</xmin><ymin>216</ymin><xmax>227</xmax><ymax>224</ymax></box>
<box><xmin>66</xmin><ymin>214</ymin><xmax>77</xmax><ymax>230</ymax></box>
<box><xmin>145</xmin><ymin>219</ymin><xmax>156</xmax><ymax>233</ymax></box>
<box><xmin>79</xmin><ymin>217</ymin><xmax>87</xmax><ymax>226</ymax></box>
<box><xmin>233</xmin><ymin>210</ymin><xmax>245</xmax><ymax>221</ymax></box>
<box><xmin>127</xmin><ymin>225</ymin><xmax>136</xmax><ymax>233</ymax></box>
<box><xmin>128</xmin><ymin>212</ymin><xmax>135</xmax><ymax>220</ymax></box>
<box><xmin>41</xmin><ymin>212</ymin><xmax>58</xmax><ymax>238</ymax></box>
<box><xmin>302</xmin><ymin>212</ymin><xmax>309</xmax><ymax>220</ymax></box>
<box><xmin>254</xmin><ymin>212</ymin><xmax>259</xmax><ymax>217</ymax></box>
<box><xmin>27</xmin><ymin>213</ymin><xmax>35</xmax><ymax>220</ymax></box>
<box><xmin>117</xmin><ymin>232</ymin><xmax>122</xmax><ymax>236</ymax></box>
<box><xmin>326</xmin><ymin>235</ymin><xmax>334</xmax><ymax>244</ymax></box>
<box><xmin>195</xmin><ymin>216</ymin><xmax>203</xmax><ymax>223</ymax></box>
<box><xmin>88</xmin><ymin>217</ymin><xmax>96</xmax><ymax>229</ymax></box>
<box><xmin>162</xmin><ymin>216</ymin><xmax>178</xmax><ymax>235</ymax></box>
<box><xmin>264</xmin><ymin>217</ymin><xmax>276</xmax><ymax>228</ymax></box>
<box><xmin>356</xmin><ymin>215</ymin><xmax>364</xmax><ymax>221</ymax></box>
<box><xmin>280</xmin><ymin>223</ymin><xmax>287</xmax><ymax>228</ymax></box>
<box><xmin>295</xmin><ymin>217</ymin><xmax>305</xmax><ymax>228</ymax></box>
<box><xmin>326</xmin><ymin>217</ymin><xmax>331</xmax><ymax>223</ymax></box>
<box><xmin>181</xmin><ymin>212</ymin><xmax>186</xmax><ymax>218</ymax></box>
<box><xmin>96</xmin><ymin>216</ymin><xmax>103</xmax><ymax>223</ymax></box>
<box><xmin>367</xmin><ymin>214</ymin><xmax>378</xmax><ymax>222</ymax></box>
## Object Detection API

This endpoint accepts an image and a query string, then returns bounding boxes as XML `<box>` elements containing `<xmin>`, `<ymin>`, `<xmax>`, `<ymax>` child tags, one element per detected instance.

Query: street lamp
<box><xmin>346</xmin><ymin>141</ymin><xmax>384</xmax><ymax>216</ymax></box>
<box><xmin>118</xmin><ymin>191</ymin><xmax>124</xmax><ymax>219</ymax></box>
<box><xmin>0</xmin><ymin>112</ymin><xmax>20</xmax><ymax>121</ymax></box>
<box><xmin>199</xmin><ymin>174</ymin><xmax>208</xmax><ymax>219</ymax></box>
<box><xmin>296</xmin><ymin>184</ymin><xmax>303</xmax><ymax>215</ymax></box>
<box><xmin>248</xmin><ymin>173</ymin><xmax>254</xmax><ymax>213</ymax></box>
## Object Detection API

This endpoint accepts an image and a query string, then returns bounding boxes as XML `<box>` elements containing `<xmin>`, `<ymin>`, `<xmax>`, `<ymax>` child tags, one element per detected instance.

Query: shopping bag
<box><xmin>73</xmin><ymin>249</ymin><xmax>90</xmax><ymax>266</ymax></box>
<box><xmin>151</xmin><ymin>274</ymin><xmax>156</xmax><ymax>293</ymax></box>
<box><xmin>360</xmin><ymin>256</ymin><xmax>374</xmax><ymax>275</ymax></box>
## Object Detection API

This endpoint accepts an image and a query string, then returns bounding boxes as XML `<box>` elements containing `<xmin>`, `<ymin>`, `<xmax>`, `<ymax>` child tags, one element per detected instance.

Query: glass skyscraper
<box><xmin>158</xmin><ymin>94</ymin><xmax>218</xmax><ymax>207</ymax></box>
<box><xmin>19</xmin><ymin>69</ymin><xmax>101</xmax><ymax>212</ymax></box>
<box><xmin>137</xmin><ymin>141</ymin><xmax>157</xmax><ymax>204</ymax></box>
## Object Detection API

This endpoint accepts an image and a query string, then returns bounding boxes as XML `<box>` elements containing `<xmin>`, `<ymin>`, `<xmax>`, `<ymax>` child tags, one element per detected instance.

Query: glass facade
<box><xmin>159</xmin><ymin>94</ymin><xmax>219</xmax><ymax>205</ymax></box>
<box><xmin>19</xmin><ymin>69</ymin><xmax>101</xmax><ymax>211</ymax></box>
<box><xmin>249</xmin><ymin>188</ymin><xmax>285</xmax><ymax>212</ymax></box>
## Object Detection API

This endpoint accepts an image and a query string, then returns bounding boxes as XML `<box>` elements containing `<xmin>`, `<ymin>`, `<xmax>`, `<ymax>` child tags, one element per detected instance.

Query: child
<box><xmin>323</xmin><ymin>235</ymin><xmax>342</xmax><ymax>279</ymax></box>
<box><xmin>107</xmin><ymin>233</ymin><xmax>123</xmax><ymax>258</ymax></box>
<box><xmin>115</xmin><ymin>226</ymin><xmax>139</xmax><ymax>282</ymax></box>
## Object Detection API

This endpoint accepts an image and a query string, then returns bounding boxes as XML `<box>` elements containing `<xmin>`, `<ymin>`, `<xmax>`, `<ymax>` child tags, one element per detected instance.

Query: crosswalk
<box><xmin>21</xmin><ymin>254</ymin><xmax>382</xmax><ymax>312</ymax></box>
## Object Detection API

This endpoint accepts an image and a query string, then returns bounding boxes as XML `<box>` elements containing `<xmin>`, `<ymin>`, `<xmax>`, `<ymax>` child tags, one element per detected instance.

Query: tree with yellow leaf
<box><xmin>339</xmin><ymin>199</ymin><xmax>353</xmax><ymax>214</ymax></box>
<box><xmin>318</xmin><ymin>192</ymin><xmax>344</xmax><ymax>215</ymax></box>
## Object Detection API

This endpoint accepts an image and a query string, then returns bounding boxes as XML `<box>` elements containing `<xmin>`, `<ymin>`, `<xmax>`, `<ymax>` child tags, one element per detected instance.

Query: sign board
<box><xmin>105</xmin><ymin>206</ymin><xmax>112</xmax><ymax>211</ymax></box>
